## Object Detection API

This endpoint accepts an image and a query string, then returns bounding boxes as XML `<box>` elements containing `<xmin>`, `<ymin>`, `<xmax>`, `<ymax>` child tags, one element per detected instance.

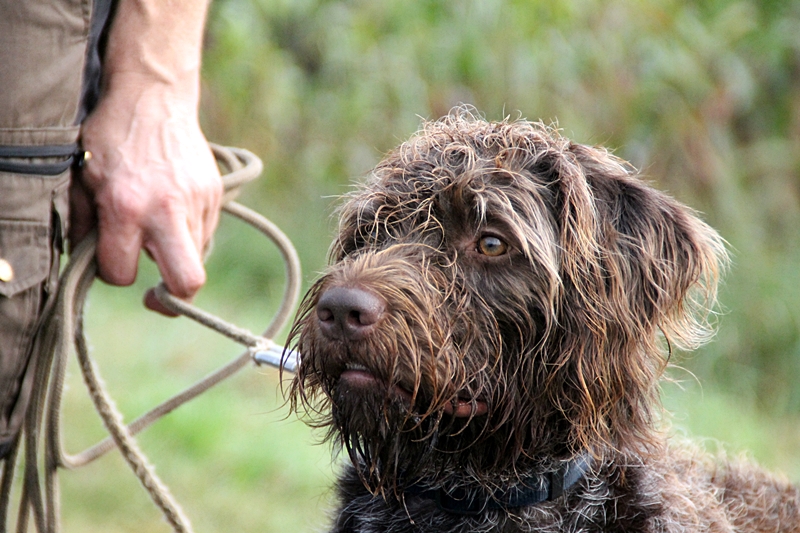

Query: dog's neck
<box><xmin>402</xmin><ymin>452</ymin><xmax>592</xmax><ymax>515</ymax></box>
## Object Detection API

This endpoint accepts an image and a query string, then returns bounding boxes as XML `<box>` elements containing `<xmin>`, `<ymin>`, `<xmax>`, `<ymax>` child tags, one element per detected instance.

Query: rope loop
<box><xmin>2</xmin><ymin>144</ymin><xmax>301</xmax><ymax>533</ymax></box>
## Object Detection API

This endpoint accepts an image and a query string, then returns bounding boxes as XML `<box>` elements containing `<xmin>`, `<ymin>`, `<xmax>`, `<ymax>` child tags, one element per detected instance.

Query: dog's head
<box><xmin>288</xmin><ymin>110</ymin><xmax>727</xmax><ymax>493</ymax></box>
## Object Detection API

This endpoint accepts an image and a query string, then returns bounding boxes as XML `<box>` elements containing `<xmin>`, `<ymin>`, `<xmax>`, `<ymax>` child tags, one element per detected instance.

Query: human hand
<box><xmin>71</xmin><ymin>74</ymin><xmax>223</xmax><ymax>315</ymax></box>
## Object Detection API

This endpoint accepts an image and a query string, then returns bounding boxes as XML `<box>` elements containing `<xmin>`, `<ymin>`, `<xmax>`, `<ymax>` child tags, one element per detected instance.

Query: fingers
<box><xmin>91</xmin><ymin>182</ymin><xmax>217</xmax><ymax>303</ymax></box>
<box><xmin>141</xmin><ymin>202</ymin><xmax>216</xmax><ymax>316</ymax></box>
<box><xmin>91</xmin><ymin>195</ymin><xmax>213</xmax><ymax>317</ymax></box>
<box><xmin>202</xmin><ymin>192</ymin><xmax>222</xmax><ymax>254</ymax></box>
<box><xmin>144</xmin><ymin>211</ymin><xmax>207</xmax><ymax>299</ymax></box>
<box><xmin>92</xmin><ymin>195</ymin><xmax>212</xmax><ymax>317</ymax></box>
<box><xmin>94</xmin><ymin>198</ymin><xmax>145</xmax><ymax>287</ymax></box>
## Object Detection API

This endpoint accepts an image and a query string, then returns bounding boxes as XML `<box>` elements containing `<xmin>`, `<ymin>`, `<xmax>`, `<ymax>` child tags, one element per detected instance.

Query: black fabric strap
<box><xmin>0</xmin><ymin>144</ymin><xmax>83</xmax><ymax>176</ymax></box>
<box><xmin>0</xmin><ymin>144</ymin><xmax>78</xmax><ymax>158</ymax></box>
<box><xmin>405</xmin><ymin>453</ymin><xmax>592</xmax><ymax>516</ymax></box>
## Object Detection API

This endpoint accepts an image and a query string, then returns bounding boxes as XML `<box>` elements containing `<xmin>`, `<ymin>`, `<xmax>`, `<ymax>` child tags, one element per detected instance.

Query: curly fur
<box><xmin>287</xmin><ymin>109</ymin><xmax>800</xmax><ymax>532</ymax></box>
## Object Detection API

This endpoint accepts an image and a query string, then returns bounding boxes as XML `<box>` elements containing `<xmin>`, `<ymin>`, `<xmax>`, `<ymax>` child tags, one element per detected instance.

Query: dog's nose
<box><xmin>316</xmin><ymin>287</ymin><xmax>385</xmax><ymax>340</ymax></box>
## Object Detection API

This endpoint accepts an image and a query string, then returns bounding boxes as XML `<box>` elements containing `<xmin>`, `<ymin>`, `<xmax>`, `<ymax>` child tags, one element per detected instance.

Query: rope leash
<box><xmin>2</xmin><ymin>144</ymin><xmax>302</xmax><ymax>533</ymax></box>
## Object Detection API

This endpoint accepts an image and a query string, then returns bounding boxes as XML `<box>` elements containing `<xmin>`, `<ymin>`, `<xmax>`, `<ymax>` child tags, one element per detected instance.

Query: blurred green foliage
<box><xmin>40</xmin><ymin>0</ymin><xmax>800</xmax><ymax>531</ymax></box>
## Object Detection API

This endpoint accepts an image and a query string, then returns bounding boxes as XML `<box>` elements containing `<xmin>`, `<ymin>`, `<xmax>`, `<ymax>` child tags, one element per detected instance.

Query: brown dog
<box><xmin>288</xmin><ymin>110</ymin><xmax>800</xmax><ymax>532</ymax></box>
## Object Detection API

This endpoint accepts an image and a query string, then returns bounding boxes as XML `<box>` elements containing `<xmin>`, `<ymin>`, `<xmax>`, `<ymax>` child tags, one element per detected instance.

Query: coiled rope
<box><xmin>0</xmin><ymin>144</ymin><xmax>302</xmax><ymax>533</ymax></box>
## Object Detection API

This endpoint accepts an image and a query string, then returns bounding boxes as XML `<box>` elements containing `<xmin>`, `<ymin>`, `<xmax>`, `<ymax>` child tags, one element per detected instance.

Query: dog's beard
<box><xmin>331</xmin><ymin>377</ymin><xmax>405</xmax><ymax>439</ymax></box>
<box><xmin>297</xmin><ymin>326</ymin><xmax>456</xmax><ymax>493</ymax></box>
<box><xmin>329</xmin><ymin>375</ymin><xmax>445</xmax><ymax>494</ymax></box>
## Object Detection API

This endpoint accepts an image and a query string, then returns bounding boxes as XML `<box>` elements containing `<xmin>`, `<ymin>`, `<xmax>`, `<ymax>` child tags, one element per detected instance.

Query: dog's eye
<box><xmin>477</xmin><ymin>235</ymin><xmax>508</xmax><ymax>257</ymax></box>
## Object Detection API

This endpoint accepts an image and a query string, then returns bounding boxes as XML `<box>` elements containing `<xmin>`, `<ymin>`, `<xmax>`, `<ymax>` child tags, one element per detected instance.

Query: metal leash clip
<box><xmin>252</xmin><ymin>344</ymin><xmax>300</xmax><ymax>373</ymax></box>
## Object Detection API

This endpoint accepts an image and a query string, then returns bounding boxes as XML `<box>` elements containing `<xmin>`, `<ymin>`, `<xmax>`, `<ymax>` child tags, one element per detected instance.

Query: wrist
<box><xmin>101</xmin><ymin>70</ymin><xmax>201</xmax><ymax>117</ymax></box>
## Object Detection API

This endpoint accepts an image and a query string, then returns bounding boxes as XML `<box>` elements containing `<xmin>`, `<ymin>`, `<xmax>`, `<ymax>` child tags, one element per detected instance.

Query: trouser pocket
<box><xmin>0</xmin><ymin>162</ymin><xmax>70</xmax><ymax>455</ymax></box>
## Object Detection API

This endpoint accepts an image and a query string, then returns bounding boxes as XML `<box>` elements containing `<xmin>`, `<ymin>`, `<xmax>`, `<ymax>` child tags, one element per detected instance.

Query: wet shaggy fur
<box><xmin>287</xmin><ymin>111</ymin><xmax>800</xmax><ymax>532</ymax></box>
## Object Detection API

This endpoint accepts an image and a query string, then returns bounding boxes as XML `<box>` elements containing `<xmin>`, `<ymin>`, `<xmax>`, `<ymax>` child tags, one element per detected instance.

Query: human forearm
<box><xmin>103</xmin><ymin>0</ymin><xmax>210</xmax><ymax>97</ymax></box>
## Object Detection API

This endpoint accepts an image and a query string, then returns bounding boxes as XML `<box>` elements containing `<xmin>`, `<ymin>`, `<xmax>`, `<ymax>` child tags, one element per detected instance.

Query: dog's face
<box><xmin>288</xmin><ymin>113</ymin><xmax>726</xmax><ymax>493</ymax></box>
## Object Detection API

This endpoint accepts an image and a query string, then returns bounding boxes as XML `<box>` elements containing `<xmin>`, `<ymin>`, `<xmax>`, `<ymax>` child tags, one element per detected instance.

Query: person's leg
<box><xmin>0</xmin><ymin>0</ymin><xmax>96</xmax><ymax>459</ymax></box>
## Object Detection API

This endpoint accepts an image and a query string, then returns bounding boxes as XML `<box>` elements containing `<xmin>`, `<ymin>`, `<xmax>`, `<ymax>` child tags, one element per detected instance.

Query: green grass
<box><xmin>662</xmin><ymin>379</ymin><xmax>800</xmax><ymax>482</ymax></box>
<box><xmin>56</xmin><ymin>278</ymin><xmax>336</xmax><ymax>533</ymax></box>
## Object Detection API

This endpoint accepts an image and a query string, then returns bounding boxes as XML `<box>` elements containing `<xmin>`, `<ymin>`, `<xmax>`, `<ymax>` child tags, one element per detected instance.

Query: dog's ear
<box><xmin>544</xmin><ymin>142</ymin><xmax>727</xmax><ymax>454</ymax></box>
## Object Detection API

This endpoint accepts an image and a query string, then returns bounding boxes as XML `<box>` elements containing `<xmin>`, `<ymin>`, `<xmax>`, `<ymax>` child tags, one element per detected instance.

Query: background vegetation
<box><xmin>15</xmin><ymin>0</ymin><xmax>800</xmax><ymax>531</ymax></box>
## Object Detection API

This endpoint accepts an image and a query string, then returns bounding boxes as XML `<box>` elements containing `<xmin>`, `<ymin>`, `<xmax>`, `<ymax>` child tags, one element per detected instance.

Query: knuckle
<box><xmin>153</xmin><ymin>193</ymin><xmax>185</xmax><ymax>217</ymax></box>
<box><xmin>108</xmin><ymin>191</ymin><xmax>148</xmax><ymax>224</ymax></box>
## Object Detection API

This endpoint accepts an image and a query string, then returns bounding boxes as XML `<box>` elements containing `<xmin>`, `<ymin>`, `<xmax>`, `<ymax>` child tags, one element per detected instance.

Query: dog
<box><xmin>287</xmin><ymin>110</ymin><xmax>800</xmax><ymax>532</ymax></box>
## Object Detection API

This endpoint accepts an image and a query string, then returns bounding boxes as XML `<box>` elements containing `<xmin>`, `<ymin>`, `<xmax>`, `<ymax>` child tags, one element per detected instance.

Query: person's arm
<box><xmin>71</xmin><ymin>0</ymin><xmax>222</xmax><ymax>314</ymax></box>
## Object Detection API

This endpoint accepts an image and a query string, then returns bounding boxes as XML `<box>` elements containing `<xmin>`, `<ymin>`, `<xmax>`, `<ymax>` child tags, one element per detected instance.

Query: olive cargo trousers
<box><xmin>0</xmin><ymin>0</ymin><xmax>112</xmax><ymax>458</ymax></box>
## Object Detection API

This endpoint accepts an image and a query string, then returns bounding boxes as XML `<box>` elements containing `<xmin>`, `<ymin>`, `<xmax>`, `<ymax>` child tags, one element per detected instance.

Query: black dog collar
<box><xmin>405</xmin><ymin>453</ymin><xmax>592</xmax><ymax>515</ymax></box>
